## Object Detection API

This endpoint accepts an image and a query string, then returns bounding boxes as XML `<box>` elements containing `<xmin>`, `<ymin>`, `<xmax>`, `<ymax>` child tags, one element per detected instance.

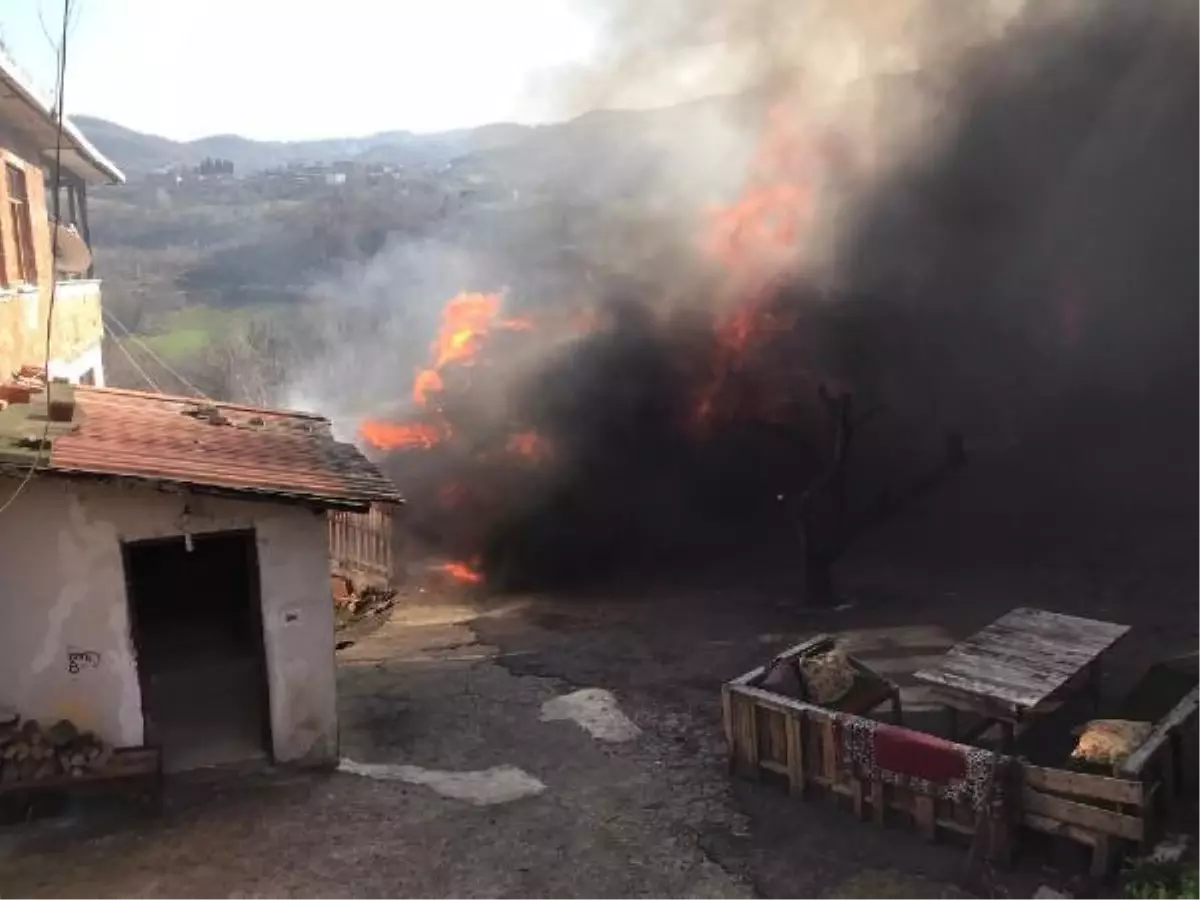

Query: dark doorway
<box><xmin>123</xmin><ymin>529</ymin><xmax>271</xmax><ymax>771</ymax></box>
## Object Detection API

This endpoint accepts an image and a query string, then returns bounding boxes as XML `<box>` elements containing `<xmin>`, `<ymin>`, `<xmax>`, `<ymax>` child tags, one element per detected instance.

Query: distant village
<box><xmin>141</xmin><ymin>155</ymin><xmax>510</xmax><ymax>202</ymax></box>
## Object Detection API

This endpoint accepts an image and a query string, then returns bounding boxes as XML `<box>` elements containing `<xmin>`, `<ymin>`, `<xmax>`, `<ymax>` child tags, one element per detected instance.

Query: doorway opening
<box><xmin>123</xmin><ymin>529</ymin><xmax>271</xmax><ymax>771</ymax></box>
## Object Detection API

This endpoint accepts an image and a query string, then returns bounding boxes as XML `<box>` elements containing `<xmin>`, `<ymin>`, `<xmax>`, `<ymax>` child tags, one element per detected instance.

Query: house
<box><xmin>0</xmin><ymin>52</ymin><xmax>124</xmax><ymax>389</ymax></box>
<box><xmin>0</xmin><ymin>382</ymin><xmax>403</xmax><ymax>771</ymax></box>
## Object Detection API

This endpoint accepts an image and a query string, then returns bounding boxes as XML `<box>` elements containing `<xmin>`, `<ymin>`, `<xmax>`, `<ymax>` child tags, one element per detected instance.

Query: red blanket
<box><xmin>872</xmin><ymin>722</ymin><xmax>968</xmax><ymax>785</ymax></box>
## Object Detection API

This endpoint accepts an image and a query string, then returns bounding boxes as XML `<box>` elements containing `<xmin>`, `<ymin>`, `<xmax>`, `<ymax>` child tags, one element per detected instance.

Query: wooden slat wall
<box><xmin>329</xmin><ymin>503</ymin><xmax>394</xmax><ymax>587</ymax></box>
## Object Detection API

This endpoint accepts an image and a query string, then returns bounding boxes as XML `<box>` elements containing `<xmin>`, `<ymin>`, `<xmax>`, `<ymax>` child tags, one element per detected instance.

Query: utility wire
<box><xmin>102</xmin><ymin>309</ymin><xmax>210</xmax><ymax>400</ymax></box>
<box><xmin>0</xmin><ymin>0</ymin><xmax>73</xmax><ymax>517</ymax></box>
<box><xmin>102</xmin><ymin>321</ymin><xmax>162</xmax><ymax>393</ymax></box>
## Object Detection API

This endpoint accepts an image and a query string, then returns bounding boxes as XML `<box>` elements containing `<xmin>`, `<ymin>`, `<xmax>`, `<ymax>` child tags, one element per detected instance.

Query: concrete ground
<box><xmin>0</xmin><ymin>585</ymin><xmax>1038</xmax><ymax>899</ymax></box>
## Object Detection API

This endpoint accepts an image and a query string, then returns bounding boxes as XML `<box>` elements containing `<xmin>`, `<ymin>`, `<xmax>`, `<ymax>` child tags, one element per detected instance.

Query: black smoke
<box><xmin>382</xmin><ymin>0</ymin><xmax>1197</xmax><ymax>592</ymax></box>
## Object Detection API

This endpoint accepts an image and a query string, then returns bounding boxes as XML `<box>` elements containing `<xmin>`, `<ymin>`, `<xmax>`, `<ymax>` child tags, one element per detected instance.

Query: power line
<box><xmin>102</xmin><ymin>309</ymin><xmax>210</xmax><ymax>400</ymax></box>
<box><xmin>102</xmin><ymin>321</ymin><xmax>162</xmax><ymax>393</ymax></box>
<box><xmin>0</xmin><ymin>0</ymin><xmax>73</xmax><ymax>517</ymax></box>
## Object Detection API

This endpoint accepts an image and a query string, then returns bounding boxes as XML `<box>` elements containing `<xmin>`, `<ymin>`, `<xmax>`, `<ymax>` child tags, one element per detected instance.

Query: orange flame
<box><xmin>358</xmin><ymin>419</ymin><xmax>447</xmax><ymax>450</ymax></box>
<box><xmin>437</xmin><ymin>559</ymin><xmax>484</xmax><ymax>585</ymax></box>
<box><xmin>430</xmin><ymin>292</ymin><xmax>530</xmax><ymax>370</ymax></box>
<box><xmin>693</xmin><ymin>101</ymin><xmax>815</xmax><ymax>429</ymax></box>
<box><xmin>506</xmin><ymin>431</ymin><xmax>553</xmax><ymax>463</ymax></box>
<box><xmin>358</xmin><ymin>289</ymin><xmax>538</xmax><ymax>451</ymax></box>
<box><xmin>413</xmin><ymin>369</ymin><xmax>445</xmax><ymax>407</ymax></box>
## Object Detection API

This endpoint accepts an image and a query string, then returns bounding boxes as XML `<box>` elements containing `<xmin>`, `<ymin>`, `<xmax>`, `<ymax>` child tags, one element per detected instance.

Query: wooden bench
<box><xmin>1020</xmin><ymin>669</ymin><xmax>1199</xmax><ymax>879</ymax></box>
<box><xmin>723</xmin><ymin>637</ymin><xmax>1023</xmax><ymax>854</ymax></box>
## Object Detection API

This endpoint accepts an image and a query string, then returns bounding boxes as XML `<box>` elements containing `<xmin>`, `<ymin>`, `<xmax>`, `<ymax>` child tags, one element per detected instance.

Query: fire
<box><xmin>413</xmin><ymin>369</ymin><xmax>444</xmax><ymax>407</ymax></box>
<box><xmin>506</xmin><ymin>431</ymin><xmax>553</xmax><ymax>463</ymax></box>
<box><xmin>358</xmin><ymin>290</ymin><xmax>537</xmax><ymax>453</ymax></box>
<box><xmin>430</xmin><ymin>292</ymin><xmax>530</xmax><ymax>370</ymax></box>
<box><xmin>358</xmin><ymin>419</ymin><xmax>447</xmax><ymax>450</ymax></box>
<box><xmin>693</xmin><ymin>101</ymin><xmax>816</xmax><ymax>429</ymax></box>
<box><xmin>437</xmin><ymin>559</ymin><xmax>484</xmax><ymax>585</ymax></box>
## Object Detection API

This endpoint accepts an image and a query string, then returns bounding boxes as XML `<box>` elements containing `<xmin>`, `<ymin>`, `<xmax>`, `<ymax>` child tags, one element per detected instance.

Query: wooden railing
<box><xmin>329</xmin><ymin>503</ymin><xmax>395</xmax><ymax>588</ymax></box>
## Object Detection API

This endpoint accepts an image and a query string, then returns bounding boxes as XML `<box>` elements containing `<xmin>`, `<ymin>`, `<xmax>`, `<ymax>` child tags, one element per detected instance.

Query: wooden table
<box><xmin>913</xmin><ymin>607</ymin><xmax>1130</xmax><ymax>751</ymax></box>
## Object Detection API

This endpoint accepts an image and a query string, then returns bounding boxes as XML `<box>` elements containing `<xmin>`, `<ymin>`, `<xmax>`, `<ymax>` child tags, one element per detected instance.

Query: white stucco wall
<box><xmin>0</xmin><ymin>476</ymin><xmax>338</xmax><ymax>765</ymax></box>
<box><xmin>48</xmin><ymin>337</ymin><xmax>105</xmax><ymax>387</ymax></box>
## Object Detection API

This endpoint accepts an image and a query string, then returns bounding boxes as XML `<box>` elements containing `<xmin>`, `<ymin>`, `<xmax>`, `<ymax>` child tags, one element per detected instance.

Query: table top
<box><xmin>913</xmin><ymin>607</ymin><xmax>1131</xmax><ymax>714</ymax></box>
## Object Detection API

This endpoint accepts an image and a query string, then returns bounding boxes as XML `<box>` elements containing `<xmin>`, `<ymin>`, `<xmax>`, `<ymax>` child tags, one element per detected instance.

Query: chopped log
<box><xmin>47</xmin><ymin>719</ymin><xmax>78</xmax><ymax>747</ymax></box>
<box><xmin>91</xmin><ymin>745</ymin><xmax>113</xmax><ymax>769</ymax></box>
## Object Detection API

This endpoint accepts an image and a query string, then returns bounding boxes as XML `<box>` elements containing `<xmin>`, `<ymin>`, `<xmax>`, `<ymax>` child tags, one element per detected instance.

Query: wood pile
<box><xmin>0</xmin><ymin>713</ymin><xmax>112</xmax><ymax>784</ymax></box>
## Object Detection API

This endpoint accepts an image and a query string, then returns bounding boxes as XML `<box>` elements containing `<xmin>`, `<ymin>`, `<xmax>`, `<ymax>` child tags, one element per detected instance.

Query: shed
<box><xmin>0</xmin><ymin>383</ymin><xmax>402</xmax><ymax>771</ymax></box>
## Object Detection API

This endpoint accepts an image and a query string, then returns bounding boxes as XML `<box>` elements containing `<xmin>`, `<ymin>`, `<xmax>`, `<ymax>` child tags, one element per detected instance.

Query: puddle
<box><xmin>338</xmin><ymin>759</ymin><xmax>546</xmax><ymax>805</ymax></box>
<box><xmin>540</xmin><ymin>688</ymin><xmax>641</xmax><ymax>742</ymax></box>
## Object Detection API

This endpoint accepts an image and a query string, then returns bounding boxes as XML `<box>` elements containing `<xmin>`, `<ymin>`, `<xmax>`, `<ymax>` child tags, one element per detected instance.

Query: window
<box><xmin>6</xmin><ymin>163</ymin><xmax>37</xmax><ymax>285</ymax></box>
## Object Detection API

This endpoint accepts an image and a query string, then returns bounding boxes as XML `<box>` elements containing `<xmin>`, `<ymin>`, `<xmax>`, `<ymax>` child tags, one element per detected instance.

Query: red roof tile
<box><xmin>45</xmin><ymin>386</ymin><xmax>402</xmax><ymax>509</ymax></box>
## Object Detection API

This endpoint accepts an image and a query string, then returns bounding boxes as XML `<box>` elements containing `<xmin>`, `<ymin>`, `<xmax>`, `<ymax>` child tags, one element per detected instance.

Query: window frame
<box><xmin>5</xmin><ymin>161</ymin><xmax>38</xmax><ymax>286</ymax></box>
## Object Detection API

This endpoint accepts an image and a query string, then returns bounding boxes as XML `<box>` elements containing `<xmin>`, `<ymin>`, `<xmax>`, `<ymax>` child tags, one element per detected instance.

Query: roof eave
<box><xmin>0</xmin><ymin>52</ymin><xmax>126</xmax><ymax>185</ymax></box>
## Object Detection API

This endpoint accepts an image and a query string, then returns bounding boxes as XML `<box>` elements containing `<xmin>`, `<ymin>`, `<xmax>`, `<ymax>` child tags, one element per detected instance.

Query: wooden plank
<box><xmin>1024</xmin><ymin>811</ymin><xmax>1099</xmax><ymax>845</ymax></box>
<box><xmin>1023</xmin><ymin>764</ymin><xmax>1144</xmax><ymax>806</ymax></box>
<box><xmin>760</xmin><ymin>760</ymin><xmax>789</xmax><ymax>776</ymax></box>
<box><xmin>734</xmin><ymin>684</ymin><xmax>826</xmax><ymax>717</ymax></box>
<box><xmin>785</xmin><ymin>713</ymin><xmax>805</xmax><ymax>796</ymax></box>
<box><xmin>1119</xmin><ymin>685</ymin><xmax>1200</xmax><ymax>777</ymax></box>
<box><xmin>728</xmin><ymin>634</ymin><xmax>833</xmax><ymax>688</ymax></box>
<box><xmin>871</xmin><ymin>779</ymin><xmax>885</xmax><ymax>825</ymax></box>
<box><xmin>850</xmin><ymin>776</ymin><xmax>865</xmax><ymax>819</ymax></box>
<box><xmin>728</xmin><ymin>693</ymin><xmax>752</xmax><ymax>777</ymax></box>
<box><xmin>721</xmin><ymin>685</ymin><xmax>734</xmax><ymax>755</ymax></box>
<box><xmin>821</xmin><ymin>716</ymin><xmax>837</xmax><ymax>782</ymax></box>
<box><xmin>1091</xmin><ymin>834</ymin><xmax>1112</xmax><ymax>879</ymax></box>
<box><xmin>914</xmin><ymin>795</ymin><xmax>937</xmax><ymax>841</ymax></box>
<box><xmin>740</xmin><ymin>697</ymin><xmax>760</xmax><ymax>779</ymax></box>
<box><xmin>764</xmin><ymin>709</ymin><xmax>788</xmax><ymax>765</ymax></box>
<box><xmin>914</xmin><ymin>608</ymin><xmax>1129</xmax><ymax>712</ymax></box>
<box><xmin>1022</xmin><ymin>788</ymin><xmax>1144</xmax><ymax>841</ymax></box>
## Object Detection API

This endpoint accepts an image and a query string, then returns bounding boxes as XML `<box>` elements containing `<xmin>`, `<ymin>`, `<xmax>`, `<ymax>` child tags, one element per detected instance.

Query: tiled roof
<box><xmin>1</xmin><ymin>384</ymin><xmax>402</xmax><ymax>509</ymax></box>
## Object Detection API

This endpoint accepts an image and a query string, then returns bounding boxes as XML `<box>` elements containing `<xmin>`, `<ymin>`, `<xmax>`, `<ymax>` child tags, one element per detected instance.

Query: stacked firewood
<box><xmin>0</xmin><ymin>715</ymin><xmax>111</xmax><ymax>784</ymax></box>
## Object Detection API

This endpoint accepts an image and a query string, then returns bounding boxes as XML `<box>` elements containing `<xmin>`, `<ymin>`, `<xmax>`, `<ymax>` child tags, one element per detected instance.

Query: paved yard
<box><xmin>0</xmin><ymin>449</ymin><xmax>1193</xmax><ymax>897</ymax></box>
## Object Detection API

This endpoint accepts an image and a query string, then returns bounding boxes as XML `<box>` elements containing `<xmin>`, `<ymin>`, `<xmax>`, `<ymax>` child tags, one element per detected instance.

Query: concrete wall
<box><xmin>0</xmin><ymin>477</ymin><xmax>338</xmax><ymax>765</ymax></box>
<box><xmin>48</xmin><ymin>279</ymin><xmax>104</xmax><ymax>377</ymax></box>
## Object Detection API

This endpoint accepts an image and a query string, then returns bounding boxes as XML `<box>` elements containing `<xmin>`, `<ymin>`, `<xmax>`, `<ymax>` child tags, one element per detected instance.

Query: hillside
<box><xmin>79</xmin><ymin>94</ymin><xmax>762</xmax><ymax>403</ymax></box>
<box><xmin>73</xmin><ymin>115</ymin><xmax>538</xmax><ymax>176</ymax></box>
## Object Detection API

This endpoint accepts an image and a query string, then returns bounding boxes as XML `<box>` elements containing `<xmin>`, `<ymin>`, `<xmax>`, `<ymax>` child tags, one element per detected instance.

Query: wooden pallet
<box><xmin>724</xmin><ymin>642</ymin><xmax>1200</xmax><ymax>879</ymax></box>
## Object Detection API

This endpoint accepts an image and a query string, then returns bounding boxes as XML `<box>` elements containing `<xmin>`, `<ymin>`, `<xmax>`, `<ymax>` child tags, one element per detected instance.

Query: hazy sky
<box><xmin>1</xmin><ymin>0</ymin><xmax>599</xmax><ymax>141</ymax></box>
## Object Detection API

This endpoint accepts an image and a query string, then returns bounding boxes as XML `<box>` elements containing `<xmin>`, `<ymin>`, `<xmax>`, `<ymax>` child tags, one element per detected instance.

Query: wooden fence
<box><xmin>329</xmin><ymin>504</ymin><xmax>395</xmax><ymax>588</ymax></box>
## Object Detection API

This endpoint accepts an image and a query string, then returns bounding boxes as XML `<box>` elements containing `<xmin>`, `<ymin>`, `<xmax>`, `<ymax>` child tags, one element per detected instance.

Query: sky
<box><xmin>0</xmin><ymin>0</ymin><xmax>600</xmax><ymax>141</ymax></box>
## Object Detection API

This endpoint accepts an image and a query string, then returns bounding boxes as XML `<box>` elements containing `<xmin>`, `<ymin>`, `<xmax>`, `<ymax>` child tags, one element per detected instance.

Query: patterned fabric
<box><xmin>838</xmin><ymin>716</ymin><xmax>999</xmax><ymax>811</ymax></box>
<box><xmin>798</xmin><ymin>649</ymin><xmax>856</xmax><ymax>705</ymax></box>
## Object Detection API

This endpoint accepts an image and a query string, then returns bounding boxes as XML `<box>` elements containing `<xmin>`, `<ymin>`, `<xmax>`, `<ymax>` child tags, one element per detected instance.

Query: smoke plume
<box><xmin>290</xmin><ymin>0</ymin><xmax>1196</xmax><ymax>591</ymax></box>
